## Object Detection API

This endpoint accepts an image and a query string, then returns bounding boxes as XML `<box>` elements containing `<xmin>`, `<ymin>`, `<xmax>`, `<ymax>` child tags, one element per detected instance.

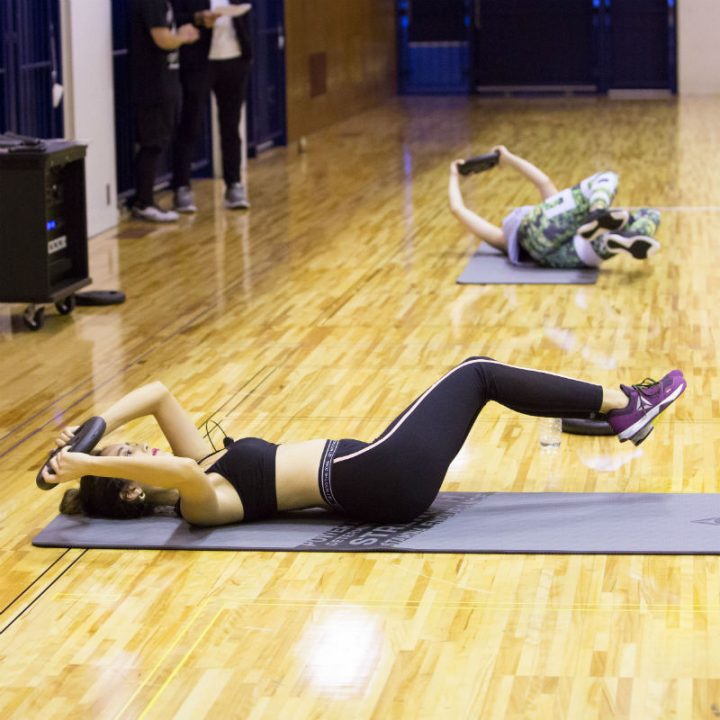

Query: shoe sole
<box><xmin>606</xmin><ymin>235</ymin><xmax>660</xmax><ymax>259</ymax></box>
<box><xmin>225</xmin><ymin>202</ymin><xmax>250</xmax><ymax>210</ymax></box>
<box><xmin>578</xmin><ymin>211</ymin><xmax>629</xmax><ymax>239</ymax></box>
<box><xmin>617</xmin><ymin>379</ymin><xmax>687</xmax><ymax>444</ymax></box>
<box><xmin>132</xmin><ymin>215</ymin><xmax>178</xmax><ymax>223</ymax></box>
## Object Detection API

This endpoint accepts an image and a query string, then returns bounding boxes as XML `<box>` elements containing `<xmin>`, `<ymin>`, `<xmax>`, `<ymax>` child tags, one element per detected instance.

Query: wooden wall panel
<box><xmin>284</xmin><ymin>0</ymin><xmax>396</xmax><ymax>141</ymax></box>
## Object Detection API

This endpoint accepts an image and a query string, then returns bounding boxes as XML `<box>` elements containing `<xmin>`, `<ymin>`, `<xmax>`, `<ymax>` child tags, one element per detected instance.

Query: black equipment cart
<box><xmin>0</xmin><ymin>139</ymin><xmax>90</xmax><ymax>330</ymax></box>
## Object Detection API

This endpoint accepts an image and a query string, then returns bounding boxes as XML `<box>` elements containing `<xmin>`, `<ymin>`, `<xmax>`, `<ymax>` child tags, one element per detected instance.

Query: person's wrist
<box><xmin>82</xmin><ymin>453</ymin><xmax>99</xmax><ymax>471</ymax></box>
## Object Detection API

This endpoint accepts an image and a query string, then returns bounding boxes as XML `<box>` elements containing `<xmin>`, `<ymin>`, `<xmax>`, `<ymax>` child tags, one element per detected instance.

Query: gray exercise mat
<box><xmin>457</xmin><ymin>243</ymin><xmax>599</xmax><ymax>284</ymax></box>
<box><xmin>33</xmin><ymin>492</ymin><xmax>720</xmax><ymax>554</ymax></box>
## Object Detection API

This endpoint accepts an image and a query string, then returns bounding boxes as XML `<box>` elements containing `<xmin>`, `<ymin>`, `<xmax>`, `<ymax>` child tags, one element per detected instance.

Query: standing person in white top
<box><xmin>171</xmin><ymin>0</ymin><xmax>253</xmax><ymax>212</ymax></box>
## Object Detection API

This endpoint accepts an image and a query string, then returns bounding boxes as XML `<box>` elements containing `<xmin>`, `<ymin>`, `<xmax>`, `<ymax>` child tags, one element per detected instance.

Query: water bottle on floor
<box><xmin>539</xmin><ymin>417</ymin><xmax>562</xmax><ymax>451</ymax></box>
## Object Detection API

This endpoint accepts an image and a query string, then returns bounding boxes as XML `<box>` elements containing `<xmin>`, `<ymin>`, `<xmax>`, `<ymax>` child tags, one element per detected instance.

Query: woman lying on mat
<box><xmin>448</xmin><ymin>145</ymin><xmax>662</xmax><ymax>269</ymax></box>
<box><xmin>44</xmin><ymin>359</ymin><xmax>686</xmax><ymax>526</ymax></box>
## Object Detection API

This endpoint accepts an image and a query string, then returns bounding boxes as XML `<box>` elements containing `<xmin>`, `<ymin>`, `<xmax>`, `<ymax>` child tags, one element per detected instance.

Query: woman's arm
<box><xmin>44</xmin><ymin>447</ymin><xmax>218</xmax><ymax>508</ymax></box>
<box><xmin>448</xmin><ymin>161</ymin><xmax>507</xmax><ymax>252</ymax></box>
<box><xmin>495</xmin><ymin>145</ymin><xmax>558</xmax><ymax>200</ymax></box>
<box><xmin>58</xmin><ymin>382</ymin><xmax>209</xmax><ymax>461</ymax></box>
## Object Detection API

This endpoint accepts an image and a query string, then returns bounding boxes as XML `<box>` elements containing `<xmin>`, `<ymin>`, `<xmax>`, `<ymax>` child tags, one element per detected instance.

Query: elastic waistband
<box><xmin>318</xmin><ymin>439</ymin><xmax>343</xmax><ymax>513</ymax></box>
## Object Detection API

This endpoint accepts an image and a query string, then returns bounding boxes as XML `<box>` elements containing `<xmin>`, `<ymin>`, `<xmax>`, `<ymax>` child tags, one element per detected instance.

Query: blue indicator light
<box><xmin>47</xmin><ymin>220</ymin><xmax>56</xmax><ymax>231</ymax></box>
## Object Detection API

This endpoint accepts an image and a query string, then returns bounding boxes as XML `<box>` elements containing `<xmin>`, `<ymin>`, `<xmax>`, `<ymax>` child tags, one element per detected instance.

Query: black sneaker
<box><xmin>577</xmin><ymin>208</ymin><xmax>629</xmax><ymax>240</ymax></box>
<box><xmin>605</xmin><ymin>231</ymin><xmax>660</xmax><ymax>259</ymax></box>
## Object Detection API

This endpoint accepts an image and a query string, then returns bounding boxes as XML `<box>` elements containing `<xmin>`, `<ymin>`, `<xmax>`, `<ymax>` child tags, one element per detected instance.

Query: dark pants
<box><xmin>173</xmin><ymin>56</ymin><xmax>251</xmax><ymax>189</ymax></box>
<box><xmin>327</xmin><ymin>358</ymin><xmax>603</xmax><ymax>523</ymax></box>
<box><xmin>133</xmin><ymin>89</ymin><xmax>178</xmax><ymax>208</ymax></box>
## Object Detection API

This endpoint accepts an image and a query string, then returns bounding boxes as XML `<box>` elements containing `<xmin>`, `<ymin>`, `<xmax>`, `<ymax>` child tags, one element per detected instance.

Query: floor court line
<box><xmin>138</xmin><ymin>609</ymin><xmax>223</xmax><ymax>720</ymax></box>
<box><xmin>206</xmin><ymin>597</ymin><xmax>719</xmax><ymax>613</ymax></box>
<box><xmin>111</xmin><ymin>598</ymin><xmax>212</xmax><ymax>720</ymax></box>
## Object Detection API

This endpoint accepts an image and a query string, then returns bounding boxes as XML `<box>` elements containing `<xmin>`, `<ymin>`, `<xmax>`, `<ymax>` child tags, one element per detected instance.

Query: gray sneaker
<box><xmin>131</xmin><ymin>204</ymin><xmax>179</xmax><ymax>223</ymax></box>
<box><xmin>224</xmin><ymin>182</ymin><xmax>250</xmax><ymax>209</ymax></box>
<box><xmin>173</xmin><ymin>186</ymin><xmax>197</xmax><ymax>213</ymax></box>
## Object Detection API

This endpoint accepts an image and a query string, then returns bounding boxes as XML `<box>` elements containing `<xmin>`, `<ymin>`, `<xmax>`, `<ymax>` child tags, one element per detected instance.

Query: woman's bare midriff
<box><xmin>275</xmin><ymin>439</ymin><xmax>329</xmax><ymax>511</ymax></box>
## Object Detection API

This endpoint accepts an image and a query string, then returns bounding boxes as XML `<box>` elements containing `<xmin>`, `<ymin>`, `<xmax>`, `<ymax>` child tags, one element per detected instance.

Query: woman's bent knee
<box><xmin>461</xmin><ymin>355</ymin><xmax>495</xmax><ymax>364</ymax></box>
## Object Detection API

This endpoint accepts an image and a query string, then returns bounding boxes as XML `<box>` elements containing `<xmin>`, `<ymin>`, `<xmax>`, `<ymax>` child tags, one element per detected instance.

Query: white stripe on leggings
<box><xmin>333</xmin><ymin>358</ymin><xmax>594</xmax><ymax>464</ymax></box>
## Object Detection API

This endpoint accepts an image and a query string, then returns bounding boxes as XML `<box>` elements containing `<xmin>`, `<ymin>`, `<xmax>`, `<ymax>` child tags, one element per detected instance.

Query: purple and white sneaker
<box><xmin>607</xmin><ymin>371</ymin><xmax>686</xmax><ymax>446</ymax></box>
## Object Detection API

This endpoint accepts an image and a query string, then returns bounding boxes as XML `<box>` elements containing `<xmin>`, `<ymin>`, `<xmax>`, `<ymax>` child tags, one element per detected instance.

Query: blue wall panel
<box><xmin>405</xmin><ymin>44</ymin><xmax>469</xmax><ymax>94</ymax></box>
<box><xmin>0</xmin><ymin>2</ymin><xmax>6</xmax><ymax>132</ymax></box>
<box><xmin>246</xmin><ymin>0</ymin><xmax>287</xmax><ymax>154</ymax></box>
<box><xmin>398</xmin><ymin>0</ymin><xmax>677</xmax><ymax>95</ymax></box>
<box><xmin>0</xmin><ymin>0</ymin><xmax>62</xmax><ymax>137</ymax></box>
<box><xmin>398</xmin><ymin>0</ymin><xmax>472</xmax><ymax>94</ymax></box>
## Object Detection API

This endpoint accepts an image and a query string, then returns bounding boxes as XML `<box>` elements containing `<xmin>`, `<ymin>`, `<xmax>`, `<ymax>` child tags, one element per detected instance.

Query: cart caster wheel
<box><xmin>23</xmin><ymin>305</ymin><xmax>45</xmax><ymax>331</ymax></box>
<box><xmin>55</xmin><ymin>296</ymin><xmax>76</xmax><ymax>315</ymax></box>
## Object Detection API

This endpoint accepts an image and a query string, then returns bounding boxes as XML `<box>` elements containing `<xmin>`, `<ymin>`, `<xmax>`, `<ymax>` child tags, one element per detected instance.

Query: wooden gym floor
<box><xmin>1</xmin><ymin>95</ymin><xmax>719</xmax><ymax>719</ymax></box>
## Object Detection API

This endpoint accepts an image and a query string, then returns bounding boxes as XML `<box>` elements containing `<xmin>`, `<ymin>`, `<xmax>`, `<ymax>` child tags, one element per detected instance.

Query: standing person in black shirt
<box><xmin>130</xmin><ymin>0</ymin><xmax>199</xmax><ymax>222</ymax></box>
<box><xmin>171</xmin><ymin>1</ymin><xmax>253</xmax><ymax>213</ymax></box>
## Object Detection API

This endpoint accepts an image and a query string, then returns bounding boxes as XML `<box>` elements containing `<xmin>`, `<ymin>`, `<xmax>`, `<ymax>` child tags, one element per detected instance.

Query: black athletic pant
<box><xmin>173</xmin><ymin>56</ymin><xmax>250</xmax><ymax>189</ymax></box>
<box><xmin>133</xmin><ymin>91</ymin><xmax>178</xmax><ymax>208</ymax></box>
<box><xmin>327</xmin><ymin>357</ymin><xmax>603</xmax><ymax>523</ymax></box>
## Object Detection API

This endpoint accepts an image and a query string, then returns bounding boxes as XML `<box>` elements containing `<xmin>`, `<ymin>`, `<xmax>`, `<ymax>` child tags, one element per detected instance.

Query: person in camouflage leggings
<box><xmin>448</xmin><ymin>145</ymin><xmax>661</xmax><ymax>269</ymax></box>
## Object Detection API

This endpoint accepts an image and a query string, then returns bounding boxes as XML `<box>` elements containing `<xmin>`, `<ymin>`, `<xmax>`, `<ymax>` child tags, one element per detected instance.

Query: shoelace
<box><xmin>632</xmin><ymin>377</ymin><xmax>659</xmax><ymax>394</ymax></box>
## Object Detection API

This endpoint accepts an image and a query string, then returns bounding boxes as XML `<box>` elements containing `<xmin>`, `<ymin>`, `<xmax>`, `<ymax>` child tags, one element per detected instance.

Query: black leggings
<box><xmin>322</xmin><ymin>357</ymin><xmax>603</xmax><ymax>523</ymax></box>
<box><xmin>134</xmin><ymin>97</ymin><xmax>178</xmax><ymax>208</ymax></box>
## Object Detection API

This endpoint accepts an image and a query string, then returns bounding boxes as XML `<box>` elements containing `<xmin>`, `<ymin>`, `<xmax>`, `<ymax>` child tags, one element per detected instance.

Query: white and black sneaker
<box><xmin>131</xmin><ymin>204</ymin><xmax>179</xmax><ymax>223</ymax></box>
<box><xmin>604</xmin><ymin>231</ymin><xmax>660</xmax><ymax>259</ymax></box>
<box><xmin>224</xmin><ymin>182</ymin><xmax>250</xmax><ymax>210</ymax></box>
<box><xmin>577</xmin><ymin>208</ymin><xmax>629</xmax><ymax>240</ymax></box>
<box><xmin>173</xmin><ymin>186</ymin><xmax>197</xmax><ymax>213</ymax></box>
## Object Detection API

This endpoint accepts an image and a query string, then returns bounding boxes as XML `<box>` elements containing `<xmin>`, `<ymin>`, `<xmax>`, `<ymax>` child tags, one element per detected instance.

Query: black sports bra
<box><xmin>205</xmin><ymin>437</ymin><xmax>278</xmax><ymax>521</ymax></box>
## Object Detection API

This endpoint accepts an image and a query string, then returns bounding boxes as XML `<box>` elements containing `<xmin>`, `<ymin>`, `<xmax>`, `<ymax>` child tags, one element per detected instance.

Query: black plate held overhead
<box><xmin>458</xmin><ymin>151</ymin><xmax>501</xmax><ymax>176</ymax></box>
<box><xmin>36</xmin><ymin>416</ymin><xmax>107</xmax><ymax>490</ymax></box>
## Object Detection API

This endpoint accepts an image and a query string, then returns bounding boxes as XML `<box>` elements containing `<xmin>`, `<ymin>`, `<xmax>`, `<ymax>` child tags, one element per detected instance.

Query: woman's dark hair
<box><xmin>60</xmin><ymin>475</ymin><xmax>155</xmax><ymax>519</ymax></box>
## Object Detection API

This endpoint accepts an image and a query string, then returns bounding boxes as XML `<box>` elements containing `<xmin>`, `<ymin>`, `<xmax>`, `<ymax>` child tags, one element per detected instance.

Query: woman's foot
<box><xmin>578</xmin><ymin>208</ymin><xmax>629</xmax><ymax>239</ymax></box>
<box><xmin>604</xmin><ymin>231</ymin><xmax>661</xmax><ymax>259</ymax></box>
<box><xmin>606</xmin><ymin>371</ymin><xmax>686</xmax><ymax>445</ymax></box>
<box><xmin>602</xmin><ymin>208</ymin><xmax>662</xmax><ymax>258</ymax></box>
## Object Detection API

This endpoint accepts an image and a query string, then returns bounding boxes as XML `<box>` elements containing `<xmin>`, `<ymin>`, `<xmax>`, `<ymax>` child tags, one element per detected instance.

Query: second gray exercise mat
<box><xmin>457</xmin><ymin>243</ymin><xmax>599</xmax><ymax>285</ymax></box>
<box><xmin>33</xmin><ymin>492</ymin><xmax>720</xmax><ymax>554</ymax></box>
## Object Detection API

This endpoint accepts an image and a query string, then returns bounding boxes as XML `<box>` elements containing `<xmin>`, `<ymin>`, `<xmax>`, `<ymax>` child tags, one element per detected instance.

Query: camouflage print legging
<box><xmin>517</xmin><ymin>172</ymin><xmax>619</xmax><ymax>269</ymax></box>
